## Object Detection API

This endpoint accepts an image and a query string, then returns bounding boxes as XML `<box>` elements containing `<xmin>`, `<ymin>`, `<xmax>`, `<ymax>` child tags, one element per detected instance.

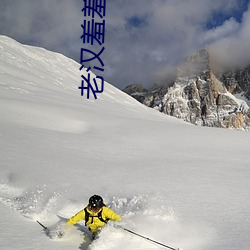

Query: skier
<box><xmin>66</xmin><ymin>194</ymin><xmax>122</xmax><ymax>239</ymax></box>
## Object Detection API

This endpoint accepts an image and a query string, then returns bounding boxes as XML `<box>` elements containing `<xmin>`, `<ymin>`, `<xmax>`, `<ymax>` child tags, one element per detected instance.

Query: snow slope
<box><xmin>0</xmin><ymin>35</ymin><xmax>250</xmax><ymax>250</ymax></box>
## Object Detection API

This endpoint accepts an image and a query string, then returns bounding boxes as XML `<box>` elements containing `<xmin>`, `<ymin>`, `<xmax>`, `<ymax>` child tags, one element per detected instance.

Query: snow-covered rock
<box><xmin>124</xmin><ymin>49</ymin><xmax>250</xmax><ymax>129</ymax></box>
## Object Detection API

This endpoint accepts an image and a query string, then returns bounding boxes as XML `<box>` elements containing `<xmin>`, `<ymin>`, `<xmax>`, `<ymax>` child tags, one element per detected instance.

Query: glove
<box><xmin>55</xmin><ymin>222</ymin><xmax>71</xmax><ymax>238</ymax></box>
<box><xmin>56</xmin><ymin>230</ymin><xmax>64</xmax><ymax>238</ymax></box>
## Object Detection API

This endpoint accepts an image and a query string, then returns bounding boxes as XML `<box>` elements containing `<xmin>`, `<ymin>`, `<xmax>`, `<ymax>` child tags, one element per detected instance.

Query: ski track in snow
<box><xmin>0</xmin><ymin>99</ymin><xmax>91</xmax><ymax>134</ymax></box>
<box><xmin>0</xmin><ymin>180</ymin><xmax>211</xmax><ymax>250</ymax></box>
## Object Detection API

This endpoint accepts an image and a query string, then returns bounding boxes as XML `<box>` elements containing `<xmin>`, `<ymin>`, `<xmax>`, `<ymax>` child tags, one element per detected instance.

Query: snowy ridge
<box><xmin>1</xmin><ymin>36</ymin><xmax>250</xmax><ymax>250</ymax></box>
<box><xmin>0</xmin><ymin>36</ymin><xmax>145</xmax><ymax>108</ymax></box>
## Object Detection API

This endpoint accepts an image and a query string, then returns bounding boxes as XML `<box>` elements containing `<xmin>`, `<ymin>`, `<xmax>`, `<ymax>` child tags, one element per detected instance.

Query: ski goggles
<box><xmin>89</xmin><ymin>204</ymin><xmax>101</xmax><ymax>212</ymax></box>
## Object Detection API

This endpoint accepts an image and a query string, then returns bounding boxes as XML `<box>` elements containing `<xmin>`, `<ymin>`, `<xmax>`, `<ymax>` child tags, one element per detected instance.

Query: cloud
<box><xmin>209</xmin><ymin>4</ymin><xmax>250</xmax><ymax>69</ymax></box>
<box><xmin>103</xmin><ymin>0</ymin><xmax>249</xmax><ymax>88</ymax></box>
<box><xmin>200</xmin><ymin>18</ymin><xmax>240</xmax><ymax>45</ymax></box>
<box><xmin>0</xmin><ymin>0</ymin><xmax>82</xmax><ymax>58</ymax></box>
<box><xmin>0</xmin><ymin>0</ymin><xmax>249</xmax><ymax>89</ymax></box>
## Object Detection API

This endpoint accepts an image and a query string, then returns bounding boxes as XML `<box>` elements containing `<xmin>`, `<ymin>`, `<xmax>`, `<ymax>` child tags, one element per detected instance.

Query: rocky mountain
<box><xmin>217</xmin><ymin>66</ymin><xmax>250</xmax><ymax>100</ymax></box>
<box><xmin>123</xmin><ymin>49</ymin><xmax>250</xmax><ymax>130</ymax></box>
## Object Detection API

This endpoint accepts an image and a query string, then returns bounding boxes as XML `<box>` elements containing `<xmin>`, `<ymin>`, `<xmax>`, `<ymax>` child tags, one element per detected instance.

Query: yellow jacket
<box><xmin>67</xmin><ymin>206</ymin><xmax>121</xmax><ymax>233</ymax></box>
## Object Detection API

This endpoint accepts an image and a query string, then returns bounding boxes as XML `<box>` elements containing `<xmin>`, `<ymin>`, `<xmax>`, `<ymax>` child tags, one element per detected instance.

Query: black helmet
<box><xmin>89</xmin><ymin>195</ymin><xmax>104</xmax><ymax>210</ymax></box>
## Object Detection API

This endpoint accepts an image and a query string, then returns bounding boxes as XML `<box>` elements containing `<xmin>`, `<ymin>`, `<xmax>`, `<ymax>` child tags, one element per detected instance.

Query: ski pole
<box><xmin>122</xmin><ymin>227</ymin><xmax>180</xmax><ymax>250</ymax></box>
<box><xmin>37</xmin><ymin>220</ymin><xmax>48</xmax><ymax>231</ymax></box>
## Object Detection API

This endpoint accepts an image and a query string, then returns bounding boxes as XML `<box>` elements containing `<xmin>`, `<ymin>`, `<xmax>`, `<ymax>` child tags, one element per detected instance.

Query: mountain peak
<box><xmin>124</xmin><ymin>48</ymin><xmax>250</xmax><ymax>130</ymax></box>
<box><xmin>177</xmin><ymin>49</ymin><xmax>210</xmax><ymax>78</ymax></box>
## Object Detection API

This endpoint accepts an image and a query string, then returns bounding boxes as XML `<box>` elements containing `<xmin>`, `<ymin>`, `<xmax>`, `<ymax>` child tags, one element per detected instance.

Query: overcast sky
<box><xmin>0</xmin><ymin>0</ymin><xmax>249</xmax><ymax>89</ymax></box>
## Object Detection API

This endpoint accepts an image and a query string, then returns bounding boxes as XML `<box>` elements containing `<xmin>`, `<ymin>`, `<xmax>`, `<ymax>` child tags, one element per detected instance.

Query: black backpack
<box><xmin>84</xmin><ymin>206</ymin><xmax>109</xmax><ymax>226</ymax></box>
